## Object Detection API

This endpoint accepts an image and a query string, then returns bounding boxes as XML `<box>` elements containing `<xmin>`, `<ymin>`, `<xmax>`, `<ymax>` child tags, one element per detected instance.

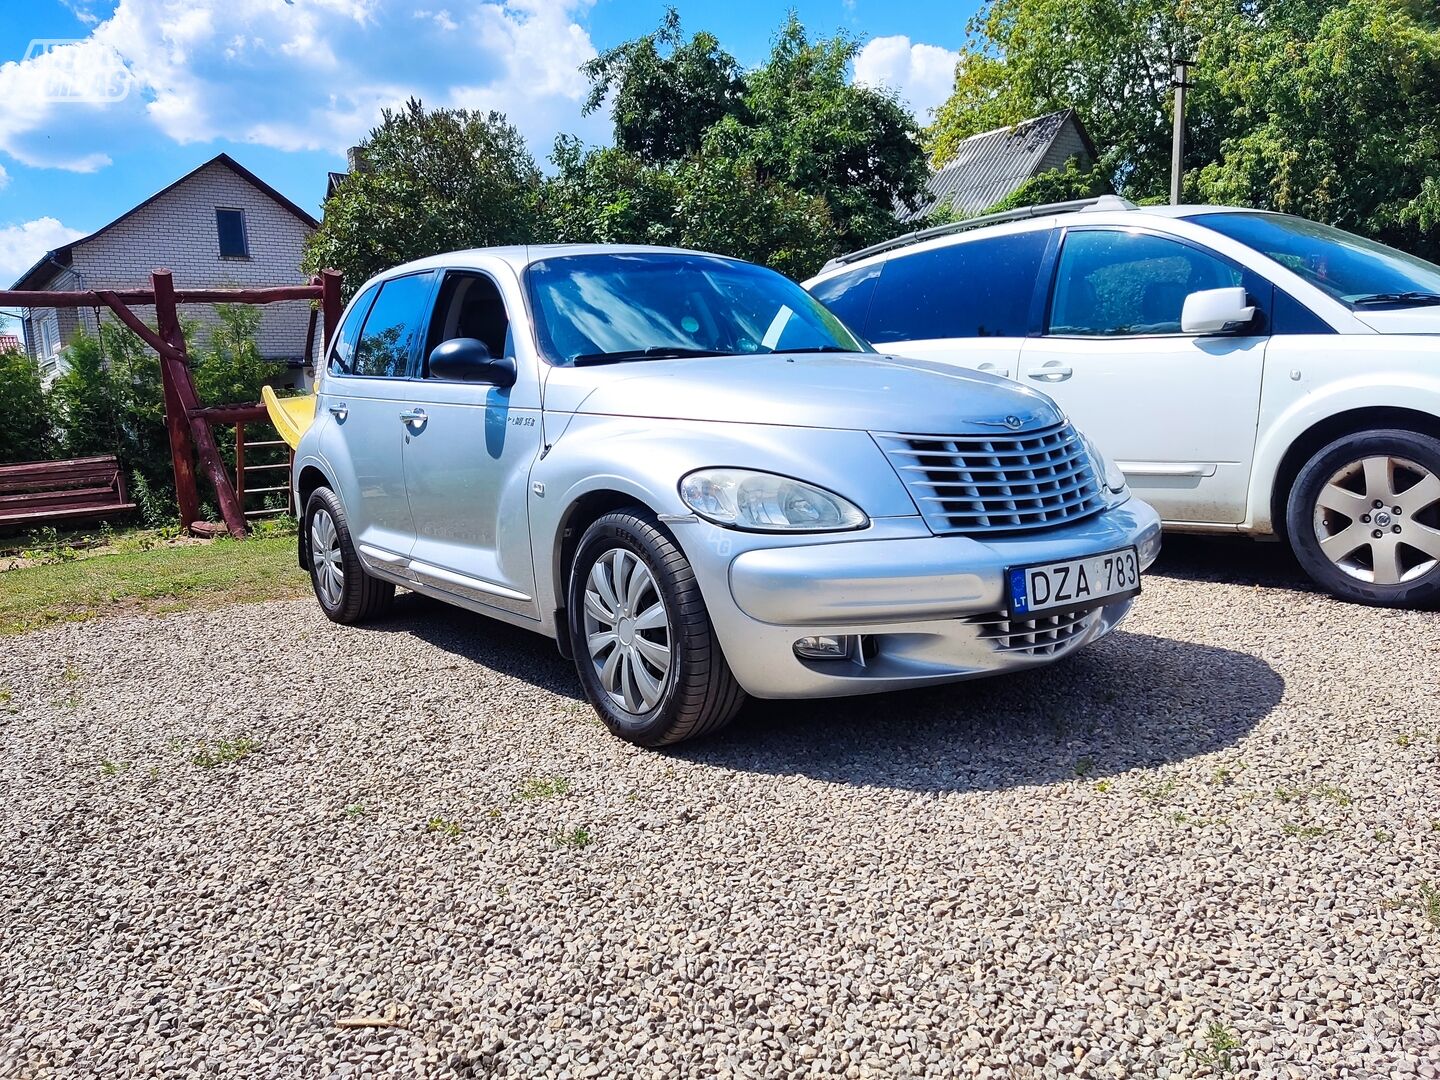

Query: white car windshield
<box><xmin>525</xmin><ymin>251</ymin><xmax>870</xmax><ymax>365</ymax></box>
<box><xmin>1192</xmin><ymin>211</ymin><xmax>1440</xmax><ymax>308</ymax></box>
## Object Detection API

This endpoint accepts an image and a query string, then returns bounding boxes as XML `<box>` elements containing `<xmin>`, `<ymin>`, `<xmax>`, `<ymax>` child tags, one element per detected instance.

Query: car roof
<box><xmin>805</xmin><ymin>200</ymin><xmax>1279</xmax><ymax>284</ymax></box>
<box><xmin>377</xmin><ymin>243</ymin><xmax>742</xmax><ymax>279</ymax></box>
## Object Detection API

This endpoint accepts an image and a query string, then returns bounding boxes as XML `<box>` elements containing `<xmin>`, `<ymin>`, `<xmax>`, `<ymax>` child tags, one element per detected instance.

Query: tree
<box><xmin>926</xmin><ymin>0</ymin><xmax>1440</xmax><ymax>258</ymax></box>
<box><xmin>0</xmin><ymin>345</ymin><xmax>51</xmax><ymax>465</ymax></box>
<box><xmin>303</xmin><ymin>99</ymin><xmax>543</xmax><ymax>296</ymax></box>
<box><xmin>582</xmin><ymin>8</ymin><xmax>748</xmax><ymax>164</ymax></box>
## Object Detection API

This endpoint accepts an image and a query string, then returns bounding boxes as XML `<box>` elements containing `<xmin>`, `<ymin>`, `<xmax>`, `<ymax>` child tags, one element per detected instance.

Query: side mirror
<box><xmin>1181</xmin><ymin>287</ymin><xmax>1256</xmax><ymax>335</ymax></box>
<box><xmin>428</xmin><ymin>337</ymin><xmax>516</xmax><ymax>386</ymax></box>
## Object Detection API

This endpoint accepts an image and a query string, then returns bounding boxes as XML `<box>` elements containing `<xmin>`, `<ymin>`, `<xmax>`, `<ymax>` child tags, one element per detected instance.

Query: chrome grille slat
<box><xmin>876</xmin><ymin>422</ymin><xmax>1106</xmax><ymax>535</ymax></box>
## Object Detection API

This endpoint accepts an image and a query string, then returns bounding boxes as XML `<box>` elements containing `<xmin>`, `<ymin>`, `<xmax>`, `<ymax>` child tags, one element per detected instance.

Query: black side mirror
<box><xmin>428</xmin><ymin>337</ymin><xmax>517</xmax><ymax>386</ymax></box>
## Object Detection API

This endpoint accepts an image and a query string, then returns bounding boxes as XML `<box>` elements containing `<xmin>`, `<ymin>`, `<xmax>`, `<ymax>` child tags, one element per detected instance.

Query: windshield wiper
<box><xmin>776</xmin><ymin>345</ymin><xmax>864</xmax><ymax>354</ymax></box>
<box><xmin>1351</xmin><ymin>291</ymin><xmax>1440</xmax><ymax>307</ymax></box>
<box><xmin>571</xmin><ymin>347</ymin><xmax>735</xmax><ymax>366</ymax></box>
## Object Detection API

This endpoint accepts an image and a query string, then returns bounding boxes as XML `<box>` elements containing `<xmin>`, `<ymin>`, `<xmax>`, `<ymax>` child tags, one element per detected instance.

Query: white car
<box><xmin>806</xmin><ymin>197</ymin><xmax>1440</xmax><ymax>607</ymax></box>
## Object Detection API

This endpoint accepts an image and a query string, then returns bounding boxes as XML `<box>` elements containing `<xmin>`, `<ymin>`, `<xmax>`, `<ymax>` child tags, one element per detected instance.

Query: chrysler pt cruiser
<box><xmin>293</xmin><ymin>246</ymin><xmax>1161</xmax><ymax>745</ymax></box>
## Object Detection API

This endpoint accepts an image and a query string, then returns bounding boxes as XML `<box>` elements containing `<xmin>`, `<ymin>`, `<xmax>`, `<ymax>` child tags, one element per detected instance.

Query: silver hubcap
<box><xmin>310</xmin><ymin>508</ymin><xmax>345</xmax><ymax>607</ymax></box>
<box><xmin>582</xmin><ymin>548</ymin><xmax>671</xmax><ymax>715</ymax></box>
<box><xmin>1313</xmin><ymin>455</ymin><xmax>1440</xmax><ymax>585</ymax></box>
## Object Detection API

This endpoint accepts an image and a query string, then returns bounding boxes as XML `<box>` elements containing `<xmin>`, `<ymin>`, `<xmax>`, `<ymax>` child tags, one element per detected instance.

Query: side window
<box><xmin>327</xmin><ymin>283</ymin><xmax>380</xmax><ymax>376</ymax></box>
<box><xmin>423</xmin><ymin>271</ymin><xmax>512</xmax><ymax>375</ymax></box>
<box><xmin>351</xmin><ymin>273</ymin><xmax>433</xmax><ymax>378</ymax></box>
<box><xmin>809</xmin><ymin>263</ymin><xmax>880</xmax><ymax>337</ymax></box>
<box><xmin>1273</xmin><ymin>289</ymin><xmax>1336</xmax><ymax>334</ymax></box>
<box><xmin>216</xmin><ymin>208</ymin><xmax>249</xmax><ymax>258</ymax></box>
<box><xmin>1048</xmin><ymin>230</ymin><xmax>1246</xmax><ymax>336</ymax></box>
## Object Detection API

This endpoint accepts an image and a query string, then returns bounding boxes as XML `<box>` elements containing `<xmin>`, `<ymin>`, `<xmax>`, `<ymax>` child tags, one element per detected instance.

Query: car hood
<box><xmin>541</xmin><ymin>353</ymin><xmax>1064</xmax><ymax>434</ymax></box>
<box><xmin>1352</xmin><ymin>307</ymin><xmax>1440</xmax><ymax>334</ymax></box>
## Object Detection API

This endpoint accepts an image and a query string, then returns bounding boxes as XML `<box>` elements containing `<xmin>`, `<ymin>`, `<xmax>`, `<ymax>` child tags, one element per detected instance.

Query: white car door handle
<box><xmin>1028</xmin><ymin>364</ymin><xmax>1073</xmax><ymax>382</ymax></box>
<box><xmin>399</xmin><ymin>408</ymin><xmax>427</xmax><ymax>424</ymax></box>
<box><xmin>976</xmin><ymin>362</ymin><xmax>1012</xmax><ymax>378</ymax></box>
<box><xmin>328</xmin><ymin>403</ymin><xmax>348</xmax><ymax>421</ymax></box>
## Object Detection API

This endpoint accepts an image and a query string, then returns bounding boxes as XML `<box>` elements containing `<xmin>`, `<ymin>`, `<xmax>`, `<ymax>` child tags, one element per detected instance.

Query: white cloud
<box><xmin>0</xmin><ymin>217</ymin><xmax>89</xmax><ymax>286</ymax></box>
<box><xmin>0</xmin><ymin>162</ymin><xmax>8</xmax><ymax>190</ymax></box>
<box><xmin>0</xmin><ymin>0</ymin><xmax>603</xmax><ymax>172</ymax></box>
<box><xmin>854</xmin><ymin>35</ymin><xmax>961</xmax><ymax>121</ymax></box>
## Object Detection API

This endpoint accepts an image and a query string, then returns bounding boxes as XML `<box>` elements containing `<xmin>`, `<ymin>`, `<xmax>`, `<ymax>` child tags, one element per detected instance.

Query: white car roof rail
<box><xmin>822</xmin><ymin>194</ymin><xmax>1138</xmax><ymax>271</ymax></box>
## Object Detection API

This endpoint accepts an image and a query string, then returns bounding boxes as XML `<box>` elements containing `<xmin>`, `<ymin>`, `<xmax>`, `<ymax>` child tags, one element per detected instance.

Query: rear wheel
<box><xmin>568</xmin><ymin>508</ymin><xmax>746</xmax><ymax>746</ymax></box>
<box><xmin>1286</xmin><ymin>428</ymin><xmax>1440</xmax><ymax>607</ymax></box>
<box><xmin>304</xmin><ymin>487</ymin><xmax>395</xmax><ymax>623</ymax></box>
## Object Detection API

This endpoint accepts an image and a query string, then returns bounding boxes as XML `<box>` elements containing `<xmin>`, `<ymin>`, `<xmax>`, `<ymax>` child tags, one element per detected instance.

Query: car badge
<box><xmin>1005</xmin><ymin>415</ymin><xmax>1023</xmax><ymax>430</ymax></box>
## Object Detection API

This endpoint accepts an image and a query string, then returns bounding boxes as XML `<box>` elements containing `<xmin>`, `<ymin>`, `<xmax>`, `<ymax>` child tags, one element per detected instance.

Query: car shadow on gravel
<box><xmin>672</xmin><ymin>631</ymin><xmax>1285</xmax><ymax>794</ymax></box>
<box><xmin>1147</xmin><ymin>533</ymin><xmax>1316</xmax><ymax>592</ymax></box>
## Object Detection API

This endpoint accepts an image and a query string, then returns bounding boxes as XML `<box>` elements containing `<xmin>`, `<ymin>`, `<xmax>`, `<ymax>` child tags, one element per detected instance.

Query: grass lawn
<box><xmin>0</xmin><ymin>536</ymin><xmax>309</xmax><ymax>636</ymax></box>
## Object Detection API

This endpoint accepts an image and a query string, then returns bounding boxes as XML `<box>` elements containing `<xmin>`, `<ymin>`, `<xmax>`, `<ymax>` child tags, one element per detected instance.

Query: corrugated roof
<box><xmin>899</xmin><ymin>109</ymin><xmax>1090</xmax><ymax>223</ymax></box>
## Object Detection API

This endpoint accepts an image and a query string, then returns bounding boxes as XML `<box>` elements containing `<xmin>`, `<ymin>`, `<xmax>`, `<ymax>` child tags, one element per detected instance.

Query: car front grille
<box><xmin>969</xmin><ymin>608</ymin><xmax>1098</xmax><ymax>658</ymax></box>
<box><xmin>875</xmin><ymin>422</ymin><xmax>1106</xmax><ymax>535</ymax></box>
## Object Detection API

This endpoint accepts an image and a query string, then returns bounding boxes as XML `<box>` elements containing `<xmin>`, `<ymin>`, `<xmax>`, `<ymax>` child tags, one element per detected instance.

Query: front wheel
<box><xmin>1286</xmin><ymin>428</ymin><xmax>1440</xmax><ymax>608</ymax></box>
<box><xmin>567</xmin><ymin>508</ymin><xmax>746</xmax><ymax>746</ymax></box>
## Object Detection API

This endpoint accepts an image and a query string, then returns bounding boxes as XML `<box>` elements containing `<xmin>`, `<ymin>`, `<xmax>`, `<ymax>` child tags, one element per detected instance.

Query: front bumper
<box><xmin>690</xmin><ymin>499</ymin><xmax>1162</xmax><ymax>699</ymax></box>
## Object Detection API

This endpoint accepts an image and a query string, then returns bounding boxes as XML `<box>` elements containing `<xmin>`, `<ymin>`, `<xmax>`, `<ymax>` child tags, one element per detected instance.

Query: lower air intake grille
<box><xmin>875</xmin><ymin>422</ymin><xmax>1105</xmax><ymax>535</ymax></box>
<box><xmin>969</xmin><ymin>608</ymin><xmax>1098</xmax><ymax>658</ymax></box>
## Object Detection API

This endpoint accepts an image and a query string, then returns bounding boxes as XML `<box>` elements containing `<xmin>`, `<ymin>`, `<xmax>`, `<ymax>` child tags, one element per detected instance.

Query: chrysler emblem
<box><xmin>1004</xmin><ymin>415</ymin><xmax>1023</xmax><ymax>430</ymax></box>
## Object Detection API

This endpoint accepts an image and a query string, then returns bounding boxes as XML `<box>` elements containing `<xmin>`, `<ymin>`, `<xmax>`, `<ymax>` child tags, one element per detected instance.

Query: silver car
<box><xmin>293</xmin><ymin>245</ymin><xmax>1162</xmax><ymax>745</ymax></box>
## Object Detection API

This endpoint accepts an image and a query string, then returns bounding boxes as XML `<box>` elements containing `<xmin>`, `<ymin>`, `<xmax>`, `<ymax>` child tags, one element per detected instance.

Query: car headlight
<box><xmin>679</xmin><ymin>468</ymin><xmax>868</xmax><ymax>532</ymax></box>
<box><xmin>1080</xmin><ymin>433</ymin><xmax>1129</xmax><ymax>502</ymax></box>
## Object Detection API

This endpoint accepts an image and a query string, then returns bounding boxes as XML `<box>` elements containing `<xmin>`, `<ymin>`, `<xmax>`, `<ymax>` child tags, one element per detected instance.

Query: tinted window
<box><xmin>1273</xmin><ymin>289</ymin><xmax>1335</xmax><ymax>335</ymax></box>
<box><xmin>863</xmin><ymin>230</ymin><xmax>1049</xmax><ymax>342</ymax></box>
<box><xmin>1049</xmin><ymin>230</ymin><xmax>1244</xmax><ymax>336</ymax></box>
<box><xmin>350</xmin><ymin>274</ymin><xmax>433</xmax><ymax>378</ymax></box>
<box><xmin>327</xmin><ymin>283</ymin><xmax>379</xmax><ymax>375</ymax></box>
<box><xmin>216</xmin><ymin>208</ymin><xmax>248</xmax><ymax>257</ymax></box>
<box><xmin>809</xmin><ymin>263</ymin><xmax>880</xmax><ymax>336</ymax></box>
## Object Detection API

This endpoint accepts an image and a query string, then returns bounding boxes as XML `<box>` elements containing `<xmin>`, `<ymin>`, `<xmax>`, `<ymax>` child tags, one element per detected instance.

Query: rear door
<box><xmin>400</xmin><ymin>266</ymin><xmax>543</xmax><ymax>621</ymax></box>
<box><xmin>810</xmin><ymin>228</ymin><xmax>1050</xmax><ymax>381</ymax></box>
<box><xmin>1018</xmin><ymin>227</ymin><xmax>1270</xmax><ymax>524</ymax></box>
<box><xmin>316</xmin><ymin>272</ymin><xmax>433</xmax><ymax>560</ymax></box>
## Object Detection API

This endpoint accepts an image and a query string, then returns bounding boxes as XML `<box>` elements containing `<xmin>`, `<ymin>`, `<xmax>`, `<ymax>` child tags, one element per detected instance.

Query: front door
<box><xmin>401</xmin><ymin>268</ymin><xmax>543</xmax><ymax>620</ymax></box>
<box><xmin>316</xmin><ymin>273</ymin><xmax>432</xmax><ymax>559</ymax></box>
<box><xmin>1019</xmin><ymin>227</ymin><xmax>1269</xmax><ymax>524</ymax></box>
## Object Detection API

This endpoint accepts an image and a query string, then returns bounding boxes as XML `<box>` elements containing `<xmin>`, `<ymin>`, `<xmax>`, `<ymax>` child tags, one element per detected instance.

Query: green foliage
<box><xmin>0</xmin><ymin>345</ymin><xmax>51</xmax><ymax>464</ymax></box>
<box><xmin>928</xmin><ymin>0</ymin><xmax>1440</xmax><ymax>259</ymax></box>
<box><xmin>582</xmin><ymin>7</ymin><xmax>747</xmax><ymax>164</ymax></box>
<box><xmin>189</xmin><ymin>736</ymin><xmax>260</xmax><ymax>768</ymax></box>
<box><xmin>303</xmin><ymin>98</ymin><xmax>543</xmax><ymax>297</ymax></box>
<box><xmin>985</xmin><ymin>158</ymin><xmax>1112</xmax><ymax>215</ymax></box>
<box><xmin>192</xmin><ymin>306</ymin><xmax>273</xmax><ymax>406</ymax></box>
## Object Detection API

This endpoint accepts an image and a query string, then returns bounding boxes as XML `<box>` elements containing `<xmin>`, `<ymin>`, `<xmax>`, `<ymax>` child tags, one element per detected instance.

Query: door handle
<box><xmin>399</xmin><ymin>408</ymin><xmax>427</xmax><ymax>424</ymax></box>
<box><xmin>1028</xmin><ymin>363</ymin><xmax>1073</xmax><ymax>382</ymax></box>
<box><xmin>328</xmin><ymin>403</ymin><xmax>348</xmax><ymax>421</ymax></box>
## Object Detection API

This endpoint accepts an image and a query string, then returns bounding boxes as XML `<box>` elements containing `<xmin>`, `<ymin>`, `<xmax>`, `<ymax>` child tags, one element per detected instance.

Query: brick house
<box><xmin>11</xmin><ymin>153</ymin><xmax>318</xmax><ymax>383</ymax></box>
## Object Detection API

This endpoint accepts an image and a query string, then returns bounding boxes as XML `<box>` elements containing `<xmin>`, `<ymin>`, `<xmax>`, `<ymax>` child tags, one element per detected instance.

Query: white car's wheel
<box><xmin>1287</xmin><ymin>429</ymin><xmax>1440</xmax><ymax>607</ymax></box>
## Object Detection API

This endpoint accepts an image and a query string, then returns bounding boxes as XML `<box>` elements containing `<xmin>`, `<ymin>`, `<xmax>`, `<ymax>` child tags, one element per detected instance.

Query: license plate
<box><xmin>1008</xmin><ymin>547</ymin><xmax>1140</xmax><ymax>618</ymax></box>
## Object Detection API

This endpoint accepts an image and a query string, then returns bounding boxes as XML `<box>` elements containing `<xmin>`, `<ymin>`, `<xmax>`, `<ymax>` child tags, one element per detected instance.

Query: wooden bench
<box><xmin>0</xmin><ymin>455</ymin><xmax>136</xmax><ymax>528</ymax></box>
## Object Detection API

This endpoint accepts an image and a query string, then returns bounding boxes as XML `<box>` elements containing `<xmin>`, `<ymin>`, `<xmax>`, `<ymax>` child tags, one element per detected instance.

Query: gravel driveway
<box><xmin>1</xmin><ymin>538</ymin><xmax>1437</xmax><ymax>1079</ymax></box>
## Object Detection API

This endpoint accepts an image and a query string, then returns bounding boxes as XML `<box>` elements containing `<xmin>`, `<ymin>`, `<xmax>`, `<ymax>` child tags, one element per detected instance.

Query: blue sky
<box><xmin>0</xmin><ymin>0</ymin><xmax>979</xmax><ymax>333</ymax></box>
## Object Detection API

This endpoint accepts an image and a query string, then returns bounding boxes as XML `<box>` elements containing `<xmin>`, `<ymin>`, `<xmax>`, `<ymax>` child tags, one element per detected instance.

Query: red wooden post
<box><xmin>150</xmin><ymin>277</ymin><xmax>202</xmax><ymax>528</ymax></box>
<box><xmin>320</xmin><ymin>269</ymin><xmax>342</xmax><ymax>357</ymax></box>
<box><xmin>152</xmin><ymin>270</ymin><xmax>248</xmax><ymax>538</ymax></box>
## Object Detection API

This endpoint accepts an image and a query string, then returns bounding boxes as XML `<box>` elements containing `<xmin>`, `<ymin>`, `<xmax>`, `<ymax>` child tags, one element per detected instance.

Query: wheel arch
<box><xmin>1269</xmin><ymin>407</ymin><xmax>1440</xmax><ymax>541</ymax></box>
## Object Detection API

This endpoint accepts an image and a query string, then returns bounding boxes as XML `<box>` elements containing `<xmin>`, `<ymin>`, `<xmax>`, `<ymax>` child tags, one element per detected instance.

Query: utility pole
<box><xmin>1171</xmin><ymin>59</ymin><xmax>1195</xmax><ymax>205</ymax></box>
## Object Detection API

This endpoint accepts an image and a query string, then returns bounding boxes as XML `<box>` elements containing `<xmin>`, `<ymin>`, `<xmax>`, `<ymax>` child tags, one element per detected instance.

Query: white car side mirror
<box><xmin>1181</xmin><ymin>287</ymin><xmax>1256</xmax><ymax>335</ymax></box>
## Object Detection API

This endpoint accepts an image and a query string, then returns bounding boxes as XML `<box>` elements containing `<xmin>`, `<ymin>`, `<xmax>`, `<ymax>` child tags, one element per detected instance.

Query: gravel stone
<box><xmin>0</xmin><ymin>536</ymin><xmax>1437</xmax><ymax>1078</ymax></box>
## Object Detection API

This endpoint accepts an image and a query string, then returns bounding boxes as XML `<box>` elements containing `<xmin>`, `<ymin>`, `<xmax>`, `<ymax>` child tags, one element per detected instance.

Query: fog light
<box><xmin>793</xmin><ymin>635</ymin><xmax>853</xmax><ymax>660</ymax></box>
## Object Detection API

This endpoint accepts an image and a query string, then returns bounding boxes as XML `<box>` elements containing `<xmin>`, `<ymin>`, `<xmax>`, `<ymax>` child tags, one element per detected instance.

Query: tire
<box><xmin>304</xmin><ymin>487</ymin><xmax>395</xmax><ymax>624</ymax></box>
<box><xmin>1286</xmin><ymin>428</ymin><xmax>1440</xmax><ymax>608</ymax></box>
<box><xmin>567</xmin><ymin>508</ymin><xmax>747</xmax><ymax>746</ymax></box>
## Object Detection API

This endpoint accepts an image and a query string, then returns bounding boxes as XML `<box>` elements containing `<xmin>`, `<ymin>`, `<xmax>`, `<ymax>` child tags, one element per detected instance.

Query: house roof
<box><xmin>9</xmin><ymin>152</ymin><xmax>320</xmax><ymax>291</ymax></box>
<box><xmin>898</xmin><ymin>109</ymin><xmax>1098</xmax><ymax>224</ymax></box>
<box><xmin>326</xmin><ymin>171</ymin><xmax>348</xmax><ymax>200</ymax></box>
<box><xmin>0</xmin><ymin>334</ymin><xmax>22</xmax><ymax>354</ymax></box>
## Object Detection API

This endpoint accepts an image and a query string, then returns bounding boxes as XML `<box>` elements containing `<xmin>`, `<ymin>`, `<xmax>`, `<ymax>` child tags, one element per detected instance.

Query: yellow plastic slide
<box><xmin>262</xmin><ymin>385</ymin><xmax>317</xmax><ymax>450</ymax></box>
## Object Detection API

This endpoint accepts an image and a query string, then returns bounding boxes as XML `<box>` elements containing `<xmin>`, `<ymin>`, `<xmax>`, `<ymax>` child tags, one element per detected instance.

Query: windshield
<box><xmin>1191</xmin><ymin>211</ymin><xmax>1440</xmax><ymax>307</ymax></box>
<box><xmin>524</xmin><ymin>251</ymin><xmax>870</xmax><ymax>365</ymax></box>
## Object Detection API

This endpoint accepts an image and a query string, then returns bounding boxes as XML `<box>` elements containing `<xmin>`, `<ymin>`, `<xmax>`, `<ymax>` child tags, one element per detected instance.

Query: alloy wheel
<box><xmin>1312</xmin><ymin>455</ymin><xmax>1440</xmax><ymax>585</ymax></box>
<box><xmin>310</xmin><ymin>507</ymin><xmax>345</xmax><ymax>607</ymax></box>
<box><xmin>582</xmin><ymin>548</ymin><xmax>672</xmax><ymax>714</ymax></box>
